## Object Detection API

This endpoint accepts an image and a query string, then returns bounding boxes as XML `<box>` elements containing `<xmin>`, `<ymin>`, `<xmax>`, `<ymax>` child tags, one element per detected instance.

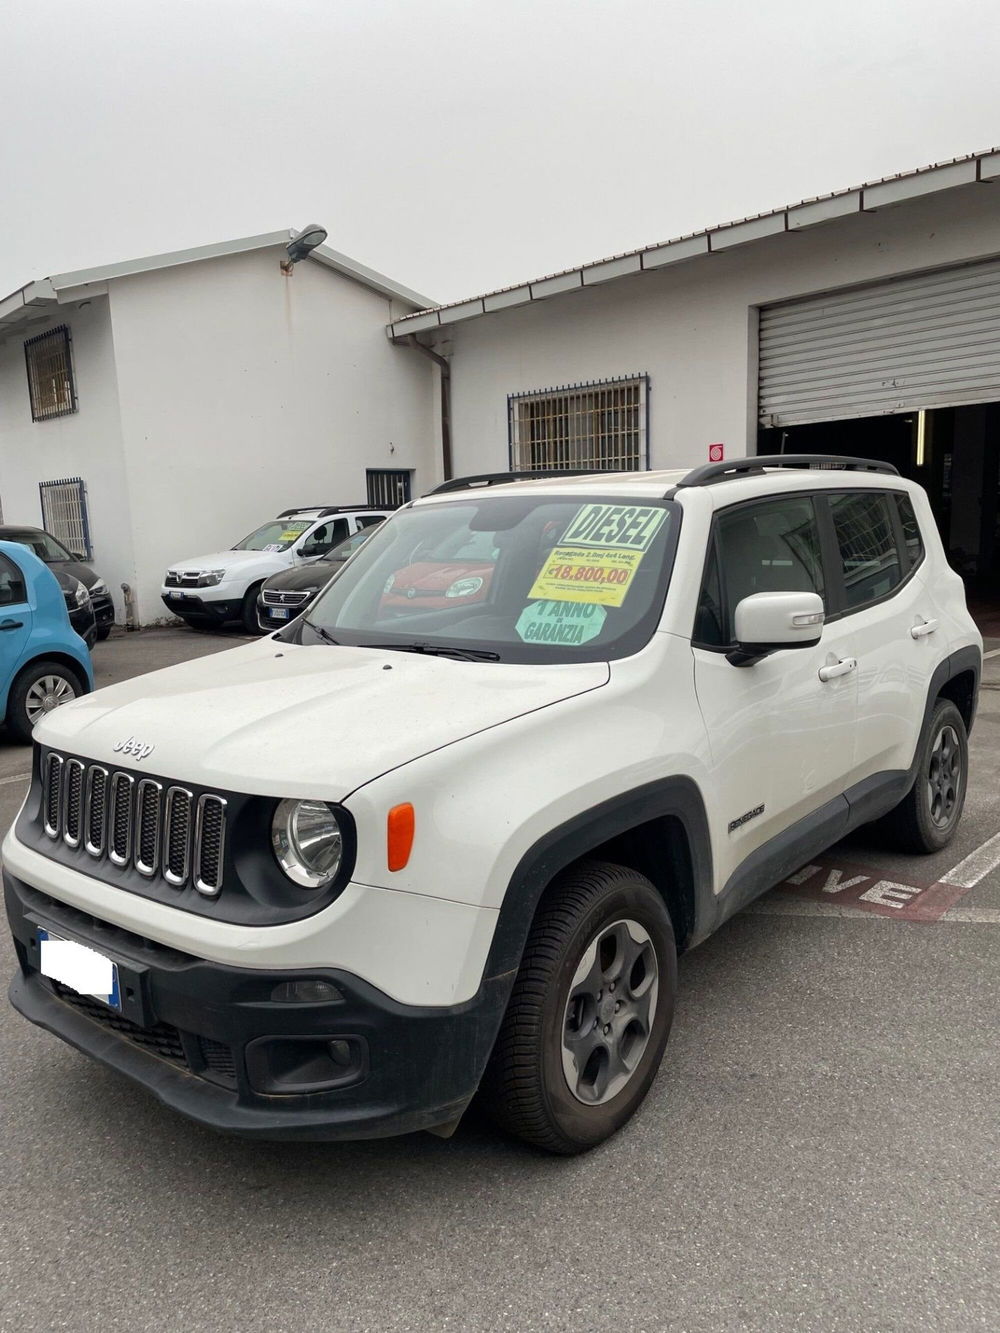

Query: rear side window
<box><xmin>696</xmin><ymin>496</ymin><xmax>825</xmax><ymax>645</ymax></box>
<box><xmin>829</xmin><ymin>492</ymin><xmax>903</xmax><ymax>610</ymax></box>
<box><xmin>0</xmin><ymin>553</ymin><xmax>27</xmax><ymax>606</ymax></box>
<box><xmin>894</xmin><ymin>494</ymin><xmax>924</xmax><ymax>571</ymax></box>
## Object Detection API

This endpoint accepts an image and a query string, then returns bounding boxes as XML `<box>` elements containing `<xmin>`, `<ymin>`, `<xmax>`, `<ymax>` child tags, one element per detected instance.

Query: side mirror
<box><xmin>728</xmin><ymin>591</ymin><xmax>824</xmax><ymax>667</ymax></box>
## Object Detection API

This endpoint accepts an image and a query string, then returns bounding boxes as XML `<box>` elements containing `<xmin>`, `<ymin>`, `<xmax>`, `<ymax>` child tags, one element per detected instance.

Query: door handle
<box><xmin>910</xmin><ymin>619</ymin><xmax>938</xmax><ymax>639</ymax></box>
<box><xmin>818</xmin><ymin>657</ymin><xmax>857</xmax><ymax>682</ymax></box>
<box><xmin>0</xmin><ymin>619</ymin><xmax>24</xmax><ymax>631</ymax></box>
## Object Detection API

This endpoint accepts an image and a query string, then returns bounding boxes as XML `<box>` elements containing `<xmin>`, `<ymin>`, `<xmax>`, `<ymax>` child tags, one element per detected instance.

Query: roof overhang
<box><xmin>388</xmin><ymin>146</ymin><xmax>1000</xmax><ymax>341</ymax></box>
<box><xmin>0</xmin><ymin>230</ymin><xmax>434</xmax><ymax>340</ymax></box>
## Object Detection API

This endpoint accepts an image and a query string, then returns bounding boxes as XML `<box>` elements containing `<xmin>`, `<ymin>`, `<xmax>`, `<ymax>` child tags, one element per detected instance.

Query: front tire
<box><xmin>6</xmin><ymin>661</ymin><xmax>85</xmax><ymax>744</ymax></box>
<box><xmin>241</xmin><ymin>584</ymin><xmax>265</xmax><ymax>635</ymax></box>
<box><xmin>480</xmin><ymin>860</ymin><xmax>677</xmax><ymax>1154</ymax></box>
<box><xmin>873</xmin><ymin>699</ymin><xmax>969</xmax><ymax>853</ymax></box>
<box><xmin>95</xmin><ymin>624</ymin><xmax>112</xmax><ymax>642</ymax></box>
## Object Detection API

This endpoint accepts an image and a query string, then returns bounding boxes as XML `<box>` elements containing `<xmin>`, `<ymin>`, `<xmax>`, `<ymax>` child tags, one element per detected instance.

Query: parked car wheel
<box><xmin>480</xmin><ymin>860</ymin><xmax>676</xmax><ymax>1154</ymax></box>
<box><xmin>95</xmin><ymin>625</ymin><xmax>113</xmax><ymax>642</ymax></box>
<box><xmin>6</xmin><ymin>660</ymin><xmax>85</xmax><ymax>744</ymax></box>
<box><xmin>872</xmin><ymin>698</ymin><xmax>969</xmax><ymax>853</ymax></box>
<box><xmin>241</xmin><ymin>584</ymin><xmax>265</xmax><ymax>635</ymax></box>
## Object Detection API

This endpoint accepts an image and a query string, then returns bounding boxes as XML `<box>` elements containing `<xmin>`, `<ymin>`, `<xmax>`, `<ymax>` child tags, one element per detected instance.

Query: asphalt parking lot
<box><xmin>1</xmin><ymin>627</ymin><xmax>999</xmax><ymax>1333</ymax></box>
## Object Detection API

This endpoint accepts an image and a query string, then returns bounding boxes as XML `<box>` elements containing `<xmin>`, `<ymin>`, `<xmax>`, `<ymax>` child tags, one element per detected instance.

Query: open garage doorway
<box><xmin>758</xmin><ymin>405</ymin><xmax>1000</xmax><ymax>635</ymax></box>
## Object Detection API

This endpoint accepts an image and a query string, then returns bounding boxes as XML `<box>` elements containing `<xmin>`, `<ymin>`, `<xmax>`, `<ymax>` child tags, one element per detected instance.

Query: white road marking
<box><xmin>939</xmin><ymin>830</ymin><xmax>1000</xmax><ymax>889</ymax></box>
<box><xmin>857</xmin><ymin>880</ymin><xmax>920</xmax><ymax>908</ymax></box>
<box><xmin>745</xmin><ymin>899</ymin><xmax>1000</xmax><ymax>924</ymax></box>
<box><xmin>0</xmin><ymin>772</ymin><xmax>30</xmax><ymax>787</ymax></box>
<box><xmin>982</xmin><ymin>647</ymin><xmax>1000</xmax><ymax>660</ymax></box>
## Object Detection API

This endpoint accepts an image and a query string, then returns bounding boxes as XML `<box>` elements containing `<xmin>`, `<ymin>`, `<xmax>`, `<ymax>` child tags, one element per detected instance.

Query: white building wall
<box><xmin>445</xmin><ymin>184</ymin><xmax>1000</xmax><ymax>476</ymax></box>
<box><xmin>0</xmin><ymin>298</ymin><xmax>134</xmax><ymax>616</ymax></box>
<box><xmin>106</xmin><ymin>247</ymin><xmax>437</xmax><ymax>621</ymax></box>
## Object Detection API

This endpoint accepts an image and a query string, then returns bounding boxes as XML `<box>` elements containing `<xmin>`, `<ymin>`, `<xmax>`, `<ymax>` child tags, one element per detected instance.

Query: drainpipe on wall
<box><xmin>120</xmin><ymin>582</ymin><xmax>139</xmax><ymax>631</ymax></box>
<box><xmin>404</xmin><ymin>335</ymin><xmax>453</xmax><ymax>481</ymax></box>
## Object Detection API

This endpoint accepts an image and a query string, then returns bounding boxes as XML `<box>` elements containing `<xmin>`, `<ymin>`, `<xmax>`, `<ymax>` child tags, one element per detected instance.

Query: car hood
<box><xmin>166</xmin><ymin>549</ymin><xmax>278</xmax><ymax>574</ymax></box>
<box><xmin>34</xmin><ymin>638</ymin><xmax>610</xmax><ymax>798</ymax></box>
<box><xmin>263</xmin><ymin>559</ymin><xmax>343</xmax><ymax>592</ymax></box>
<box><xmin>48</xmin><ymin>558</ymin><xmax>101</xmax><ymax>591</ymax></box>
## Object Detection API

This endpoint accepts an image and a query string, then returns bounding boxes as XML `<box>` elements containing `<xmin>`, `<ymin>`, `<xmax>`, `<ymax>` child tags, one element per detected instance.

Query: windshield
<box><xmin>234</xmin><ymin>520</ymin><xmax>312</xmax><ymax>552</ymax></box>
<box><xmin>4</xmin><ymin>529</ymin><xmax>74</xmax><ymax>562</ymax></box>
<box><xmin>288</xmin><ymin>494</ymin><xmax>678</xmax><ymax>663</ymax></box>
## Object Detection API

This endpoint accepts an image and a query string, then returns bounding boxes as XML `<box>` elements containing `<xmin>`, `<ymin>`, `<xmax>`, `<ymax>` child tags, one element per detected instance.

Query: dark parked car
<box><xmin>55</xmin><ymin>571</ymin><xmax>97</xmax><ymax>648</ymax></box>
<box><xmin>257</xmin><ymin>523</ymin><xmax>382</xmax><ymax>631</ymax></box>
<box><xmin>0</xmin><ymin>526</ymin><xmax>114</xmax><ymax>640</ymax></box>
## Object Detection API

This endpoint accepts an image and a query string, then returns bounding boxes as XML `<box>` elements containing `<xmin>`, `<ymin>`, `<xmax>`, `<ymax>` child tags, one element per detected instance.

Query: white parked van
<box><xmin>6</xmin><ymin>458</ymin><xmax>981</xmax><ymax>1153</ymax></box>
<box><xmin>161</xmin><ymin>506</ymin><xmax>388</xmax><ymax>632</ymax></box>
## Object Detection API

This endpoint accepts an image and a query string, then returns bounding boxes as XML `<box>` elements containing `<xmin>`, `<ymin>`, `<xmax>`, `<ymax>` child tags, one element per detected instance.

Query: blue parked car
<box><xmin>0</xmin><ymin>541</ymin><xmax>93</xmax><ymax>745</ymax></box>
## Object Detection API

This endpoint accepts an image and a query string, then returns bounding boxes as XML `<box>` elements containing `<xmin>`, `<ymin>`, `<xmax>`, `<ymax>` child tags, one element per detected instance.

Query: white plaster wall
<box><xmin>0</xmin><ymin>298</ymin><xmax>134</xmax><ymax>616</ymax></box>
<box><xmin>107</xmin><ymin>248</ymin><xmax>438</xmax><ymax>620</ymax></box>
<box><xmin>446</xmin><ymin>183</ymin><xmax>1000</xmax><ymax>476</ymax></box>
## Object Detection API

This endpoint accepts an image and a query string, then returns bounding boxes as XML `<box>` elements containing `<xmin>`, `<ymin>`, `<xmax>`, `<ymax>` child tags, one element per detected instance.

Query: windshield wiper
<box><xmin>360</xmin><ymin>642</ymin><xmax>501</xmax><ymax>662</ymax></box>
<box><xmin>302</xmin><ymin>620</ymin><xmax>340</xmax><ymax>646</ymax></box>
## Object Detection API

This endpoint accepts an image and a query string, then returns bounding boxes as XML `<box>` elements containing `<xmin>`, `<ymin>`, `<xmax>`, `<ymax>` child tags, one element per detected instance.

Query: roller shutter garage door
<box><xmin>759</xmin><ymin>256</ymin><xmax>1000</xmax><ymax>427</ymax></box>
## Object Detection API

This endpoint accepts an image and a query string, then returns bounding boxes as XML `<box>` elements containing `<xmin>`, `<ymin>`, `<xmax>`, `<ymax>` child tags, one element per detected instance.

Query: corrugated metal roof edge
<box><xmin>389</xmin><ymin>145</ymin><xmax>1000</xmax><ymax>337</ymax></box>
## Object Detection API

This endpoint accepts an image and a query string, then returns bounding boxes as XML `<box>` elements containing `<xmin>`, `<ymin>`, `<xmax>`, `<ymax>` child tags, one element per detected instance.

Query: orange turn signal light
<box><xmin>387</xmin><ymin>803</ymin><xmax>415</xmax><ymax>872</ymax></box>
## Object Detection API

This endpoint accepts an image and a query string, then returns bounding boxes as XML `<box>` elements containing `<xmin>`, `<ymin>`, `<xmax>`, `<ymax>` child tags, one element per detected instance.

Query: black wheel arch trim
<box><xmin>483</xmin><ymin>776</ymin><xmax>715</xmax><ymax>988</ymax></box>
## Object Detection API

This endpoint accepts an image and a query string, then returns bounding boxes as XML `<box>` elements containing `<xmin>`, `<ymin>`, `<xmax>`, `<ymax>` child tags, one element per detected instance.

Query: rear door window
<box><xmin>829</xmin><ymin>492</ymin><xmax>903</xmax><ymax>610</ymax></box>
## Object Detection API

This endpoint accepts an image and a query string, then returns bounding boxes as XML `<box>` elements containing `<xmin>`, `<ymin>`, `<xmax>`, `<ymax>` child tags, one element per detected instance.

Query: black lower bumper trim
<box><xmin>5</xmin><ymin>874</ymin><xmax>510</xmax><ymax>1141</ymax></box>
<box><xmin>160</xmin><ymin>594</ymin><xmax>243</xmax><ymax>622</ymax></box>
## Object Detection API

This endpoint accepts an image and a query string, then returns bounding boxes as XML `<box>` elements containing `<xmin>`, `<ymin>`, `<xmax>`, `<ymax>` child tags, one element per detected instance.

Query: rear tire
<box><xmin>872</xmin><ymin>699</ymin><xmax>968</xmax><ymax>853</ymax></box>
<box><xmin>6</xmin><ymin>660</ymin><xmax>85</xmax><ymax>744</ymax></box>
<box><xmin>480</xmin><ymin>860</ymin><xmax>676</xmax><ymax>1154</ymax></box>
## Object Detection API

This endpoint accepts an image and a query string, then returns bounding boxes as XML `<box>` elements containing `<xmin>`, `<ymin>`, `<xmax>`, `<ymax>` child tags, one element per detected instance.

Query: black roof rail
<box><xmin>676</xmin><ymin>454</ymin><xmax>900</xmax><ymax>488</ymax></box>
<box><xmin>276</xmin><ymin>505</ymin><xmax>374</xmax><ymax>518</ymax></box>
<box><xmin>426</xmin><ymin>469</ymin><xmax>604</xmax><ymax>496</ymax></box>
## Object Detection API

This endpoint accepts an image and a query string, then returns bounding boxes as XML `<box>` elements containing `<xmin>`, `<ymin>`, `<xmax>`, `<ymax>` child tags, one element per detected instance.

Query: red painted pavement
<box><xmin>778</xmin><ymin>859</ymin><xmax>972</xmax><ymax>922</ymax></box>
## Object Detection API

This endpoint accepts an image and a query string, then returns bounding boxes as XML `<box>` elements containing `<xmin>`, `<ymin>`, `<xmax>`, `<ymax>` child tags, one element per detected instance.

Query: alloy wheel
<box><xmin>24</xmin><ymin>675</ymin><xmax>77</xmax><ymax>726</ymax></box>
<box><xmin>926</xmin><ymin>723</ymin><xmax>962</xmax><ymax>829</ymax></box>
<box><xmin>561</xmin><ymin>918</ymin><xmax>659</xmax><ymax>1105</ymax></box>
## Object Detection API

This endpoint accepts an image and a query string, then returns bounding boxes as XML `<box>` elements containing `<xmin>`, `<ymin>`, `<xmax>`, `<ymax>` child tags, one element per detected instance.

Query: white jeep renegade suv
<box><xmin>161</xmin><ymin>505</ymin><xmax>388</xmax><ymax>633</ymax></box>
<box><xmin>5</xmin><ymin>456</ymin><xmax>981</xmax><ymax>1153</ymax></box>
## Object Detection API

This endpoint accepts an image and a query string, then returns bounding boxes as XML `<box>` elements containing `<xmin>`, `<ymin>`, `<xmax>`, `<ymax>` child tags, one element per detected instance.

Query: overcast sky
<box><xmin>3</xmin><ymin>0</ymin><xmax>999</xmax><ymax>306</ymax></box>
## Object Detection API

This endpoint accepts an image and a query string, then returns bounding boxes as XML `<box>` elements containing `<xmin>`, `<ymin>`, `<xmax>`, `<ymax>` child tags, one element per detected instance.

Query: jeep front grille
<box><xmin>42</xmin><ymin>754</ymin><xmax>227</xmax><ymax>897</ymax></box>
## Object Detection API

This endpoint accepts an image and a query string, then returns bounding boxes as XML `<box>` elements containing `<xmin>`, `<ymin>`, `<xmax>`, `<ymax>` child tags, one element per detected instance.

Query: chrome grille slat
<box><xmin>108</xmin><ymin>772</ymin><xmax>135</xmax><ymax>867</ymax></box>
<box><xmin>163</xmin><ymin>787</ymin><xmax>193</xmax><ymax>886</ymax></box>
<box><xmin>43</xmin><ymin>754</ymin><xmax>64</xmax><ymax>837</ymax></box>
<box><xmin>135</xmin><ymin>779</ymin><xmax>163</xmax><ymax>877</ymax></box>
<box><xmin>40</xmin><ymin>752</ymin><xmax>229</xmax><ymax>895</ymax></box>
<box><xmin>194</xmin><ymin>794</ymin><xmax>227</xmax><ymax>897</ymax></box>
<box><xmin>262</xmin><ymin>589</ymin><xmax>310</xmax><ymax>607</ymax></box>
<box><xmin>62</xmin><ymin>759</ymin><xmax>85</xmax><ymax>848</ymax></box>
<box><xmin>84</xmin><ymin>766</ymin><xmax>109</xmax><ymax>857</ymax></box>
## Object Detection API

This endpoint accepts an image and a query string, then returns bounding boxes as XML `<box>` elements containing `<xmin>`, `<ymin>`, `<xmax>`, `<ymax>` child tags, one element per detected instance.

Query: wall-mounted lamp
<box><xmin>915</xmin><ymin>409</ymin><xmax>927</xmax><ymax>467</ymax></box>
<box><xmin>280</xmin><ymin>223</ymin><xmax>328</xmax><ymax>274</ymax></box>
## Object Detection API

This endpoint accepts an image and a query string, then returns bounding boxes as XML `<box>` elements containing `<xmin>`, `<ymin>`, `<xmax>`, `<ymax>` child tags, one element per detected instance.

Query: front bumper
<box><xmin>6</xmin><ymin>871</ymin><xmax>508</xmax><ymax>1140</ymax></box>
<box><xmin>91</xmin><ymin>594</ymin><xmax>115</xmax><ymax>630</ymax></box>
<box><xmin>161</xmin><ymin>591</ymin><xmax>243</xmax><ymax>623</ymax></box>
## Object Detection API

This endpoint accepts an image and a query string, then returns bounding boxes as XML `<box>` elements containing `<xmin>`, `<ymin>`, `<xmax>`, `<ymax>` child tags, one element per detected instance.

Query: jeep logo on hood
<box><xmin>113</xmin><ymin>736</ymin><xmax>155</xmax><ymax>761</ymax></box>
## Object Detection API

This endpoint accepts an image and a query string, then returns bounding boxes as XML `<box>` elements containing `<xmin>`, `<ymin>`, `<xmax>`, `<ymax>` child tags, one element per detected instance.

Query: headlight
<box><xmin>72</xmin><ymin>580</ymin><xmax>89</xmax><ymax>607</ymax></box>
<box><xmin>271</xmin><ymin>799</ymin><xmax>343</xmax><ymax>888</ymax></box>
<box><xmin>196</xmin><ymin>569</ymin><xmax>226</xmax><ymax>587</ymax></box>
<box><xmin>383</xmin><ymin>574</ymin><xmax>395</xmax><ymax>593</ymax></box>
<box><xmin>89</xmin><ymin>579</ymin><xmax>108</xmax><ymax>596</ymax></box>
<box><xmin>445</xmin><ymin>576</ymin><xmax>484</xmax><ymax>598</ymax></box>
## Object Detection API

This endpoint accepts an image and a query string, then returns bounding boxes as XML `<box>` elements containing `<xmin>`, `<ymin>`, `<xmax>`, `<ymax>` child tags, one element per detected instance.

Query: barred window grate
<box><xmin>39</xmin><ymin>477</ymin><xmax>92</xmax><ymax>560</ymax></box>
<box><xmin>25</xmin><ymin>325</ymin><xmax>77</xmax><ymax>421</ymax></box>
<box><xmin>509</xmin><ymin>375</ymin><xmax>649</xmax><ymax>473</ymax></box>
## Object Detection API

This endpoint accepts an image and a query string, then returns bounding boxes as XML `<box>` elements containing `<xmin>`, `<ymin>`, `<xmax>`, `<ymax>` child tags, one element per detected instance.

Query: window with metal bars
<box><xmin>508</xmin><ymin>375</ymin><xmax>649</xmax><ymax>473</ymax></box>
<box><xmin>39</xmin><ymin>477</ymin><xmax>92</xmax><ymax>560</ymax></box>
<box><xmin>24</xmin><ymin>325</ymin><xmax>77</xmax><ymax>421</ymax></box>
<box><xmin>366</xmin><ymin>469</ymin><xmax>412</xmax><ymax>508</ymax></box>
